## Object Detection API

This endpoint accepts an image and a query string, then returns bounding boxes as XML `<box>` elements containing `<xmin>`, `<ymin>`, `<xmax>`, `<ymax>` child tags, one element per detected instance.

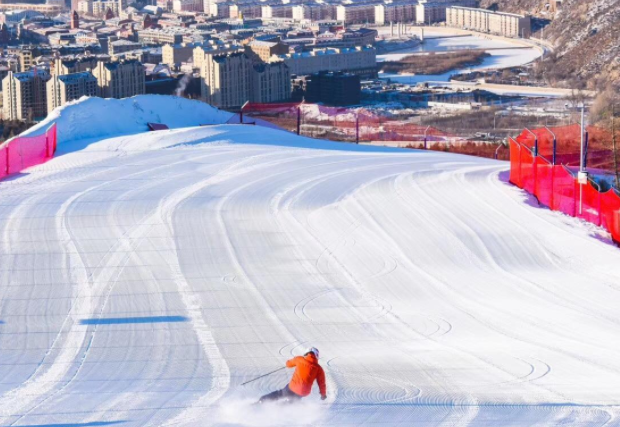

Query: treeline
<box><xmin>380</xmin><ymin>51</ymin><xmax>490</xmax><ymax>75</ymax></box>
<box><xmin>0</xmin><ymin>120</ymin><xmax>37</xmax><ymax>142</ymax></box>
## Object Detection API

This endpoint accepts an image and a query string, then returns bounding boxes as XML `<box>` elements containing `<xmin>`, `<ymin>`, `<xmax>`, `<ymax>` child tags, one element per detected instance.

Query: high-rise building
<box><xmin>51</xmin><ymin>56</ymin><xmax>99</xmax><ymax>75</ymax></box>
<box><xmin>201</xmin><ymin>52</ymin><xmax>250</xmax><ymax>108</ymax></box>
<box><xmin>93</xmin><ymin>59</ymin><xmax>145</xmax><ymax>98</ymax></box>
<box><xmin>250</xmin><ymin>61</ymin><xmax>290</xmax><ymax>103</ymax></box>
<box><xmin>200</xmin><ymin>52</ymin><xmax>290</xmax><ymax>108</ymax></box>
<box><xmin>2</xmin><ymin>69</ymin><xmax>50</xmax><ymax>121</ymax></box>
<box><xmin>47</xmin><ymin>72</ymin><xmax>98</xmax><ymax>112</ymax></box>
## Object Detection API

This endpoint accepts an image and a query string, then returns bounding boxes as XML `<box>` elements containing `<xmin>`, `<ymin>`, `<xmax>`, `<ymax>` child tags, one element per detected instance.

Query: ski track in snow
<box><xmin>1</xmin><ymin>124</ymin><xmax>620</xmax><ymax>426</ymax></box>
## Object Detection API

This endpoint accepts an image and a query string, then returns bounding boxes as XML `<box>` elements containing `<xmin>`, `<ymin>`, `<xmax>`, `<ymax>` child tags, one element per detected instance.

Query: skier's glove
<box><xmin>321</xmin><ymin>395</ymin><xmax>327</xmax><ymax>400</ymax></box>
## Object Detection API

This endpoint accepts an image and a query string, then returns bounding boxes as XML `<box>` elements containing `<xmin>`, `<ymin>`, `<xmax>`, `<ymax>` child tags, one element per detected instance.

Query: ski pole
<box><xmin>241</xmin><ymin>367</ymin><xmax>286</xmax><ymax>386</ymax></box>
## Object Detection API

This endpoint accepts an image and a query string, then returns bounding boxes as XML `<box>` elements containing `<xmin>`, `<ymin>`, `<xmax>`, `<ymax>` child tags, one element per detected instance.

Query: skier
<box><xmin>257</xmin><ymin>347</ymin><xmax>327</xmax><ymax>404</ymax></box>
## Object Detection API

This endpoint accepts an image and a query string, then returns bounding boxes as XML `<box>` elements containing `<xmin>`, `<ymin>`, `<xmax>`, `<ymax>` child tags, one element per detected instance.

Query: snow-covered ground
<box><xmin>377</xmin><ymin>29</ymin><xmax>543</xmax><ymax>86</ymax></box>
<box><xmin>1</xmin><ymin>97</ymin><xmax>620</xmax><ymax>426</ymax></box>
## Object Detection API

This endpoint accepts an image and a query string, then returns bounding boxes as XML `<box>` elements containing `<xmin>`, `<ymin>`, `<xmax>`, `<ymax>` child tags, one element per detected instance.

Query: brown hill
<box><xmin>480</xmin><ymin>0</ymin><xmax>620</xmax><ymax>92</ymax></box>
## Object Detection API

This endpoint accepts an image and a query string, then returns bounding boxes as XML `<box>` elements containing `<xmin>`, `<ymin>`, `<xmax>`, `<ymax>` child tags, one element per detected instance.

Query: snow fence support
<box><xmin>509</xmin><ymin>136</ymin><xmax>620</xmax><ymax>245</ymax></box>
<box><xmin>0</xmin><ymin>123</ymin><xmax>58</xmax><ymax>181</ymax></box>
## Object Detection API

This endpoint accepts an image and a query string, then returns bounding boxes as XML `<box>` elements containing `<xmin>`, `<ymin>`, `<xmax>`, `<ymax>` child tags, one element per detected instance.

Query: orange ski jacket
<box><xmin>286</xmin><ymin>354</ymin><xmax>326</xmax><ymax>397</ymax></box>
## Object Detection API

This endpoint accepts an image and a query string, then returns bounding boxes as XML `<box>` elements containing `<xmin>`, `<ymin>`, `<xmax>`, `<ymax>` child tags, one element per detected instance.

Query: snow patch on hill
<box><xmin>23</xmin><ymin>95</ymin><xmax>234</xmax><ymax>144</ymax></box>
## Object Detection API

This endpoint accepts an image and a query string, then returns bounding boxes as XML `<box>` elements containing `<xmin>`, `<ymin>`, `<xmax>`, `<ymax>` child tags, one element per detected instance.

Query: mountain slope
<box><xmin>481</xmin><ymin>0</ymin><xmax>620</xmax><ymax>91</ymax></box>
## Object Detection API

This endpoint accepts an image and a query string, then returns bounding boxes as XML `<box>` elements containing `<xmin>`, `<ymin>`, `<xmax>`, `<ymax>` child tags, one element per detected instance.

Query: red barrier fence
<box><xmin>241</xmin><ymin>102</ymin><xmax>457</xmax><ymax>145</ymax></box>
<box><xmin>509</xmin><ymin>137</ymin><xmax>620</xmax><ymax>244</ymax></box>
<box><xmin>0</xmin><ymin>124</ymin><xmax>57</xmax><ymax>181</ymax></box>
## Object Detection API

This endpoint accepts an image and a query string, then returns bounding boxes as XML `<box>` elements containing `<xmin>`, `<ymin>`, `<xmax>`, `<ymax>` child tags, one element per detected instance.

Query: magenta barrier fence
<box><xmin>509</xmin><ymin>137</ymin><xmax>620</xmax><ymax>244</ymax></box>
<box><xmin>0</xmin><ymin>124</ymin><xmax>57</xmax><ymax>181</ymax></box>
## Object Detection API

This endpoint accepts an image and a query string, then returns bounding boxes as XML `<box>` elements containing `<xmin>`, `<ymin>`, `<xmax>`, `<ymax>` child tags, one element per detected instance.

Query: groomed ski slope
<box><xmin>2</xmin><ymin>97</ymin><xmax>620</xmax><ymax>426</ymax></box>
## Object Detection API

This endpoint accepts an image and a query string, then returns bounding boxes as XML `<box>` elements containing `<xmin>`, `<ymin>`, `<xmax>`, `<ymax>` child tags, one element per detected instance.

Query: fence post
<box><xmin>45</xmin><ymin>129</ymin><xmax>50</xmax><ymax>158</ymax></box>
<box><xmin>4</xmin><ymin>144</ymin><xmax>8</xmax><ymax>175</ymax></box>
<box><xmin>355</xmin><ymin>115</ymin><xmax>359</xmax><ymax>144</ymax></box>
<box><xmin>573</xmin><ymin>178</ymin><xmax>578</xmax><ymax>217</ymax></box>
<box><xmin>583</xmin><ymin>131</ymin><xmax>589</xmax><ymax>168</ymax></box>
<box><xmin>297</xmin><ymin>107</ymin><xmax>301</xmax><ymax>136</ymax></box>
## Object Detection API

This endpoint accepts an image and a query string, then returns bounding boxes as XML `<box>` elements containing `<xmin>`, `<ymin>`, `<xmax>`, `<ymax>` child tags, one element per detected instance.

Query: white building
<box><xmin>278</xmin><ymin>46</ymin><xmax>376</xmax><ymax>76</ymax></box>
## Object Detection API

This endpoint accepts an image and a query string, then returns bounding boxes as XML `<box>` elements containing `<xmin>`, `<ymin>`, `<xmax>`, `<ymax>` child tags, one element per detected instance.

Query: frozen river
<box><xmin>377</xmin><ymin>28</ymin><xmax>544</xmax><ymax>85</ymax></box>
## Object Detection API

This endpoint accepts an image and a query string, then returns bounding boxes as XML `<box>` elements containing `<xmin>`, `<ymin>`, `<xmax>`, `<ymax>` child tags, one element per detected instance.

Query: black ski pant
<box><xmin>259</xmin><ymin>385</ymin><xmax>302</xmax><ymax>403</ymax></box>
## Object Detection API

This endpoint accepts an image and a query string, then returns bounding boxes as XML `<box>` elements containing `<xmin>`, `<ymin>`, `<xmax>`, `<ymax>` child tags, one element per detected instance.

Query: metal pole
<box><xmin>579</xmin><ymin>103</ymin><xmax>586</xmax><ymax>215</ymax></box>
<box><xmin>580</xmin><ymin>104</ymin><xmax>585</xmax><ymax>172</ymax></box>
<box><xmin>545</xmin><ymin>126</ymin><xmax>557</xmax><ymax>165</ymax></box>
<box><xmin>241</xmin><ymin>367</ymin><xmax>286</xmax><ymax>386</ymax></box>
<box><xmin>424</xmin><ymin>125</ymin><xmax>430</xmax><ymax>149</ymax></box>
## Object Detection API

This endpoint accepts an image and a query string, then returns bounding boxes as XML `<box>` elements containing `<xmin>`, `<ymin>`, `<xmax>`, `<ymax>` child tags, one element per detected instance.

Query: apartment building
<box><xmin>278</xmin><ymin>46</ymin><xmax>376</xmax><ymax>77</ymax></box>
<box><xmin>416</xmin><ymin>0</ymin><xmax>476</xmax><ymax>24</ymax></box>
<box><xmin>200</xmin><ymin>52</ymin><xmax>290</xmax><ymax>108</ymax></box>
<box><xmin>292</xmin><ymin>4</ymin><xmax>336</xmax><ymax>21</ymax></box>
<box><xmin>92</xmin><ymin>59</ymin><xmax>145</xmax><ymax>98</ymax></box>
<box><xmin>138</xmin><ymin>29</ymin><xmax>184</xmax><ymax>44</ymax></box>
<box><xmin>245</xmin><ymin>40</ymin><xmax>289</xmax><ymax>62</ymax></box>
<box><xmin>250</xmin><ymin>61</ymin><xmax>290</xmax><ymax>103</ymax></box>
<box><xmin>229</xmin><ymin>3</ymin><xmax>262</xmax><ymax>19</ymax></box>
<box><xmin>162</xmin><ymin>42</ymin><xmax>195</xmax><ymax>68</ymax></box>
<box><xmin>47</xmin><ymin>72</ymin><xmax>98</xmax><ymax>112</ymax></box>
<box><xmin>446</xmin><ymin>6</ymin><xmax>532</xmax><ymax>38</ymax></box>
<box><xmin>201</xmin><ymin>52</ymin><xmax>250</xmax><ymax>108</ymax></box>
<box><xmin>2</xmin><ymin>70</ymin><xmax>50</xmax><ymax>121</ymax></box>
<box><xmin>375</xmin><ymin>3</ymin><xmax>416</xmax><ymax>25</ymax></box>
<box><xmin>193</xmin><ymin>42</ymin><xmax>241</xmax><ymax>71</ymax></box>
<box><xmin>51</xmin><ymin>56</ymin><xmax>99</xmax><ymax>75</ymax></box>
<box><xmin>261</xmin><ymin>4</ymin><xmax>293</xmax><ymax>19</ymax></box>
<box><xmin>336</xmin><ymin>4</ymin><xmax>377</xmax><ymax>24</ymax></box>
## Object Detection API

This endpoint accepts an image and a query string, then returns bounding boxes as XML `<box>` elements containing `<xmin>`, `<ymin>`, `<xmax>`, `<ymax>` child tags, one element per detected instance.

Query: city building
<box><xmin>303</xmin><ymin>71</ymin><xmax>360</xmax><ymax>106</ymax></box>
<box><xmin>47</xmin><ymin>71</ymin><xmax>98</xmax><ymax>112</ymax></box>
<box><xmin>292</xmin><ymin>4</ymin><xmax>336</xmax><ymax>21</ymax></box>
<box><xmin>261</xmin><ymin>4</ymin><xmax>293</xmax><ymax>19</ymax></box>
<box><xmin>245</xmin><ymin>40</ymin><xmax>288</xmax><ymax>63</ymax></box>
<box><xmin>375</xmin><ymin>3</ymin><xmax>416</xmax><ymax>26</ymax></box>
<box><xmin>109</xmin><ymin>39</ymin><xmax>142</xmax><ymax>55</ymax></box>
<box><xmin>138</xmin><ymin>28</ymin><xmax>184</xmax><ymax>44</ymax></box>
<box><xmin>336</xmin><ymin>4</ymin><xmax>376</xmax><ymax>24</ymax></box>
<box><xmin>51</xmin><ymin>56</ymin><xmax>99</xmax><ymax>75</ymax></box>
<box><xmin>416</xmin><ymin>0</ymin><xmax>476</xmax><ymax>24</ymax></box>
<box><xmin>201</xmin><ymin>51</ymin><xmax>250</xmax><ymax>108</ymax></box>
<box><xmin>71</xmin><ymin>10</ymin><xmax>80</xmax><ymax>29</ymax></box>
<box><xmin>193</xmin><ymin>42</ymin><xmax>241</xmax><ymax>71</ymax></box>
<box><xmin>162</xmin><ymin>42</ymin><xmax>196</xmax><ymax>68</ymax></box>
<box><xmin>278</xmin><ymin>46</ymin><xmax>376</xmax><ymax>78</ymax></box>
<box><xmin>2</xmin><ymin>69</ymin><xmax>50</xmax><ymax>121</ymax></box>
<box><xmin>446</xmin><ymin>6</ymin><xmax>532</xmax><ymax>38</ymax></box>
<box><xmin>92</xmin><ymin>59</ymin><xmax>145</xmax><ymax>98</ymax></box>
<box><xmin>250</xmin><ymin>61</ymin><xmax>290</xmax><ymax>103</ymax></box>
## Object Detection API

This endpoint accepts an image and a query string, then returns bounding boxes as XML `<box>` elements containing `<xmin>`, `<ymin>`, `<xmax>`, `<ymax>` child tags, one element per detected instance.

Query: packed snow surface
<box><xmin>1</xmin><ymin>99</ymin><xmax>620</xmax><ymax>426</ymax></box>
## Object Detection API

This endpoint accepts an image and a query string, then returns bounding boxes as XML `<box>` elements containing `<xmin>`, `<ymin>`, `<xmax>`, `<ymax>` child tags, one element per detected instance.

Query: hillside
<box><xmin>480</xmin><ymin>0</ymin><xmax>620</xmax><ymax>91</ymax></box>
<box><xmin>0</xmin><ymin>96</ymin><xmax>620</xmax><ymax>426</ymax></box>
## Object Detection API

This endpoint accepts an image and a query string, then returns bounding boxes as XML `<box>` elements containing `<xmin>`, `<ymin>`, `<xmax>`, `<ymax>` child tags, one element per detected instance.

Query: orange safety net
<box><xmin>0</xmin><ymin>145</ymin><xmax>7</xmax><ymax>179</ymax></box>
<box><xmin>510</xmin><ymin>135</ymin><xmax>620</xmax><ymax>246</ymax></box>
<box><xmin>0</xmin><ymin>124</ymin><xmax>57</xmax><ymax>181</ymax></box>
<box><xmin>552</xmin><ymin>165</ymin><xmax>576</xmax><ymax>217</ymax></box>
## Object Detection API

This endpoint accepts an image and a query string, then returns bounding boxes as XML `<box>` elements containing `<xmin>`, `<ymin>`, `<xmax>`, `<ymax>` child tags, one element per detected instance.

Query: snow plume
<box><xmin>214</xmin><ymin>397</ymin><xmax>326</xmax><ymax>426</ymax></box>
<box><xmin>175</xmin><ymin>73</ymin><xmax>192</xmax><ymax>97</ymax></box>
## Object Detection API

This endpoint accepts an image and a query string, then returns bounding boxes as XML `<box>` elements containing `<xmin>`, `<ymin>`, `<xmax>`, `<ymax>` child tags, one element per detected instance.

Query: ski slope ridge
<box><xmin>1</xmin><ymin>99</ymin><xmax>620</xmax><ymax>426</ymax></box>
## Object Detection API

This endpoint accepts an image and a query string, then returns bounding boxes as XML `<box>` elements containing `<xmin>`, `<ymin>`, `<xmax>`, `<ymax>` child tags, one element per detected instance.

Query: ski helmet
<box><xmin>305</xmin><ymin>347</ymin><xmax>319</xmax><ymax>359</ymax></box>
